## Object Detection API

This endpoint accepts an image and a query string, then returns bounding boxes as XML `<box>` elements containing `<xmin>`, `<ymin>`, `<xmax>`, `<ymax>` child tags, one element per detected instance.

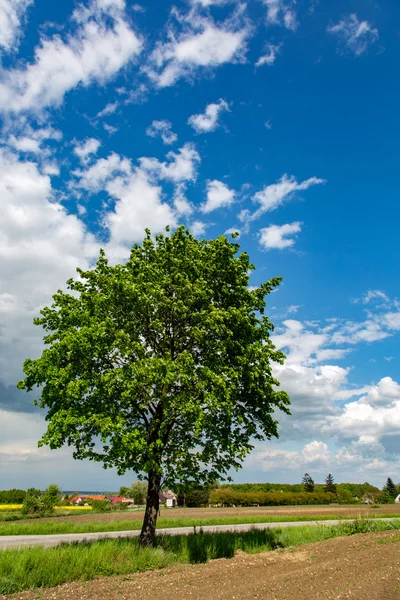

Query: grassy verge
<box><xmin>0</xmin><ymin>512</ymin><xmax>399</xmax><ymax>536</ymax></box>
<box><xmin>0</xmin><ymin>519</ymin><xmax>399</xmax><ymax>595</ymax></box>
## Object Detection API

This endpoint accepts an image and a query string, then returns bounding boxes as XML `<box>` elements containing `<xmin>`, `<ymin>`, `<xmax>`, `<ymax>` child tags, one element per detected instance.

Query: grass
<box><xmin>0</xmin><ymin>512</ymin><xmax>399</xmax><ymax>536</ymax></box>
<box><xmin>0</xmin><ymin>519</ymin><xmax>399</xmax><ymax>594</ymax></box>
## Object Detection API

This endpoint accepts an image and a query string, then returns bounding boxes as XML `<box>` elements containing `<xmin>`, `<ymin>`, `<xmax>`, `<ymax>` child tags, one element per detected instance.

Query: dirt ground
<box><xmin>9</xmin><ymin>503</ymin><xmax>400</xmax><ymax>526</ymax></box>
<box><xmin>3</xmin><ymin>530</ymin><xmax>400</xmax><ymax>600</ymax></box>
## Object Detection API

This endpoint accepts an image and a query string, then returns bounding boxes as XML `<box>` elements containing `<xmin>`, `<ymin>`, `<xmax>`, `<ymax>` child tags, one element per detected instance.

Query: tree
<box><xmin>384</xmin><ymin>477</ymin><xmax>397</xmax><ymax>500</ymax></box>
<box><xmin>18</xmin><ymin>227</ymin><xmax>290</xmax><ymax>546</ymax></box>
<box><xmin>129</xmin><ymin>481</ymin><xmax>147</xmax><ymax>505</ymax></box>
<box><xmin>302</xmin><ymin>473</ymin><xmax>315</xmax><ymax>493</ymax></box>
<box><xmin>41</xmin><ymin>484</ymin><xmax>61</xmax><ymax>511</ymax></box>
<box><xmin>21</xmin><ymin>485</ymin><xmax>60</xmax><ymax>515</ymax></box>
<box><xmin>324</xmin><ymin>473</ymin><xmax>337</xmax><ymax>495</ymax></box>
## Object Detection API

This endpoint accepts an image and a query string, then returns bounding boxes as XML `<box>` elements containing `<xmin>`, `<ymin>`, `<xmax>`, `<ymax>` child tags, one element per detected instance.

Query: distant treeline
<box><xmin>210</xmin><ymin>489</ymin><xmax>339</xmax><ymax>506</ymax></box>
<box><xmin>0</xmin><ymin>489</ymin><xmax>26</xmax><ymax>504</ymax></box>
<box><xmin>219</xmin><ymin>482</ymin><xmax>379</xmax><ymax>499</ymax></box>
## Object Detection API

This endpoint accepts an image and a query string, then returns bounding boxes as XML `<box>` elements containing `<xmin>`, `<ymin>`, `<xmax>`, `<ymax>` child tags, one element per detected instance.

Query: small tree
<box><xmin>302</xmin><ymin>473</ymin><xmax>315</xmax><ymax>493</ymax></box>
<box><xmin>324</xmin><ymin>473</ymin><xmax>337</xmax><ymax>495</ymax></box>
<box><xmin>129</xmin><ymin>481</ymin><xmax>147</xmax><ymax>505</ymax></box>
<box><xmin>384</xmin><ymin>477</ymin><xmax>397</xmax><ymax>500</ymax></box>
<box><xmin>21</xmin><ymin>485</ymin><xmax>60</xmax><ymax>515</ymax></box>
<box><xmin>18</xmin><ymin>227</ymin><xmax>290</xmax><ymax>546</ymax></box>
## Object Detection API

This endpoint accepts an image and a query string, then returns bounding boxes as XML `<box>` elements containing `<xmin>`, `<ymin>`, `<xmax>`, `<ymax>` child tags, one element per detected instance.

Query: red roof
<box><xmin>110</xmin><ymin>496</ymin><xmax>133</xmax><ymax>504</ymax></box>
<box><xmin>70</xmin><ymin>495</ymin><xmax>106</xmax><ymax>504</ymax></box>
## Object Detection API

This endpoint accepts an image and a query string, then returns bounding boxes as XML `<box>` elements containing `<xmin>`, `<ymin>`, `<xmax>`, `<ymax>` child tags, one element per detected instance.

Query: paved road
<box><xmin>0</xmin><ymin>518</ymin><xmax>397</xmax><ymax>549</ymax></box>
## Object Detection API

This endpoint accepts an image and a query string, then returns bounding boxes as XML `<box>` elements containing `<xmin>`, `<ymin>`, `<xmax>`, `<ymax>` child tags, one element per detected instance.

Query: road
<box><xmin>0</xmin><ymin>518</ymin><xmax>396</xmax><ymax>549</ymax></box>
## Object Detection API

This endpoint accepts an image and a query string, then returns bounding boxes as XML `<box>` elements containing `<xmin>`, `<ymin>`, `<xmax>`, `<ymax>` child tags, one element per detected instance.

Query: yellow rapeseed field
<box><xmin>0</xmin><ymin>505</ymin><xmax>92</xmax><ymax>511</ymax></box>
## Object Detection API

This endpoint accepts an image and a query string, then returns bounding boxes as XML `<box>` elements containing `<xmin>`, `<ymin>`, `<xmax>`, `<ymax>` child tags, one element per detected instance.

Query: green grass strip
<box><xmin>0</xmin><ymin>513</ymin><xmax>399</xmax><ymax>536</ymax></box>
<box><xmin>0</xmin><ymin>519</ymin><xmax>399</xmax><ymax>594</ymax></box>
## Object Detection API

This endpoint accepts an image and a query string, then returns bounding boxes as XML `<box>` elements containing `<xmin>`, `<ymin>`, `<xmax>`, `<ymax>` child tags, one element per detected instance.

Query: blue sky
<box><xmin>1</xmin><ymin>0</ymin><xmax>399</xmax><ymax>491</ymax></box>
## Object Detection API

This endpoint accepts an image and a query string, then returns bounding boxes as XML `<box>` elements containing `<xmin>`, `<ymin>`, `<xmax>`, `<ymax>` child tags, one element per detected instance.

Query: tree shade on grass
<box><xmin>18</xmin><ymin>227</ymin><xmax>290</xmax><ymax>546</ymax></box>
<box><xmin>1</xmin><ymin>520</ymin><xmax>399</xmax><ymax>594</ymax></box>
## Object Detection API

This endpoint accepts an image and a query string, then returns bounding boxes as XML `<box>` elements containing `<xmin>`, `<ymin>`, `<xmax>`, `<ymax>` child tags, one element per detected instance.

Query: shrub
<box><xmin>209</xmin><ymin>488</ymin><xmax>338</xmax><ymax>507</ymax></box>
<box><xmin>91</xmin><ymin>499</ymin><xmax>112</xmax><ymax>513</ymax></box>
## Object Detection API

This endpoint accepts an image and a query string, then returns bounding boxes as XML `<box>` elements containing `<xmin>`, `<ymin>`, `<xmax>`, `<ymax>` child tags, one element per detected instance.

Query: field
<box><xmin>0</xmin><ymin>504</ymin><xmax>399</xmax><ymax>536</ymax></box>
<box><xmin>1</xmin><ymin>523</ymin><xmax>399</xmax><ymax>599</ymax></box>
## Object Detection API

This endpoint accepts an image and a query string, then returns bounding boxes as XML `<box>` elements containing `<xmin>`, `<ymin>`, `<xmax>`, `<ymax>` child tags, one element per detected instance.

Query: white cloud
<box><xmin>73</xmin><ymin>138</ymin><xmax>101</xmax><ymax>164</ymax></box>
<box><xmin>0</xmin><ymin>149</ymin><xmax>99</xmax><ymax>386</ymax></box>
<box><xmin>327</xmin><ymin>14</ymin><xmax>379</xmax><ymax>56</ymax></box>
<box><xmin>362</xmin><ymin>290</ymin><xmax>390</xmax><ymax>304</ymax></box>
<box><xmin>0</xmin><ymin>0</ymin><xmax>141</xmax><ymax>113</ymax></box>
<box><xmin>255</xmin><ymin>42</ymin><xmax>281</xmax><ymax>67</ymax></box>
<box><xmin>326</xmin><ymin>381</ymin><xmax>400</xmax><ymax>443</ymax></box>
<box><xmin>146</xmin><ymin>7</ymin><xmax>249</xmax><ymax>87</ymax></box>
<box><xmin>188</xmin><ymin>98</ymin><xmax>229</xmax><ymax>133</ymax></box>
<box><xmin>104</xmin><ymin>168</ymin><xmax>177</xmax><ymax>248</ymax></box>
<box><xmin>74</xmin><ymin>152</ymin><xmax>131</xmax><ymax>192</ymax></box>
<box><xmin>0</xmin><ymin>0</ymin><xmax>33</xmax><ymax>52</ymax></box>
<box><xmin>201</xmin><ymin>179</ymin><xmax>235</xmax><ymax>213</ymax></box>
<box><xmin>95</xmin><ymin>101</ymin><xmax>119</xmax><ymax>119</ymax></box>
<box><xmin>173</xmin><ymin>184</ymin><xmax>194</xmax><ymax>216</ymax></box>
<box><xmin>262</xmin><ymin>0</ymin><xmax>298</xmax><ymax>31</ymax></box>
<box><xmin>146</xmin><ymin>119</ymin><xmax>178</xmax><ymax>145</ymax></box>
<box><xmin>240</xmin><ymin>174</ymin><xmax>325</xmax><ymax>224</ymax></box>
<box><xmin>140</xmin><ymin>142</ymin><xmax>200</xmax><ymax>183</ymax></box>
<box><xmin>7</xmin><ymin>125</ymin><xmax>62</xmax><ymax>155</ymax></box>
<box><xmin>331</xmin><ymin>319</ymin><xmax>390</xmax><ymax>345</ymax></box>
<box><xmin>259</xmin><ymin>221</ymin><xmax>302</xmax><ymax>250</ymax></box>
<box><xmin>191</xmin><ymin>0</ymin><xmax>232</xmax><ymax>5</ymax></box>
<box><xmin>190</xmin><ymin>220</ymin><xmax>207</xmax><ymax>236</ymax></box>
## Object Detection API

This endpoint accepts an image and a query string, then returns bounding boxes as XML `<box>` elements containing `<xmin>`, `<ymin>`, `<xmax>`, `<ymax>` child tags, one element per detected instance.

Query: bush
<box><xmin>21</xmin><ymin>485</ymin><xmax>60</xmax><ymax>516</ymax></box>
<box><xmin>209</xmin><ymin>488</ymin><xmax>338</xmax><ymax>507</ymax></box>
<box><xmin>0</xmin><ymin>489</ymin><xmax>26</xmax><ymax>504</ymax></box>
<box><xmin>91</xmin><ymin>499</ymin><xmax>112</xmax><ymax>513</ymax></box>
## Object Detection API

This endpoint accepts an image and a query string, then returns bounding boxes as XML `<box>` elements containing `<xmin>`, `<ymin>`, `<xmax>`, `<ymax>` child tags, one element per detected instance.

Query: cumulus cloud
<box><xmin>327</xmin><ymin>14</ymin><xmax>379</xmax><ymax>56</ymax></box>
<box><xmin>262</xmin><ymin>0</ymin><xmax>298</xmax><ymax>31</ymax></box>
<box><xmin>190</xmin><ymin>220</ymin><xmax>207</xmax><ymax>236</ymax></box>
<box><xmin>104</xmin><ymin>169</ymin><xmax>177</xmax><ymax>248</ymax></box>
<box><xmin>255</xmin><ymin>42</ymin><xmax>281</xmax><ymax>67</ymax></box>
<box><xmin>140</xmin><ymin>142</ymin><xmax>200</xmax><ymax>183</ymax></box>
<box><xmin>0</xmin><ymin>0</ymin><xmax>142</xmax><ymax>113</ymax></box>
<box><xmin>73</xmin><ymin>152</ymin><xmax>131</xmax><ymax>192</ymax></box>
<box><xmin>6</xmin><ymin>124</ymin><xmax>62</xmax><ymax>156</ymax></box>
<box><xmin>259</xmin><ymin>221</ymin><xmax>302</xmax><ymax>250</ymax></box>
<box><xmin>239</xmin><ymin>174</ymin><xmax>325</xmax><ymax>224</ymax></box>
<box><xmin>188</xmin><ymin>98</ymin><xmax>229</xmax><ymax>133</ymax></box>
<box><xmin>201</xmin><ymin>179</ymin><xmax>235</xmax><ymax>213</ymax></box>
<box><xmin>73</xmin><ymin>138</ymin><xmax>101</xmax><ymax>164</ymax></box>
<box><xmin>145</xmin><ymin>6</ymin><xmax>250</xmax><ymax>87</ymax></box>
<box><xmin>0</xmin><ymin>0</ymin><xmax>33</xmax><ymax>52</ymax></box>
<box><xmin>0</xmin><ymin>149</ymin><xmax>99</xmax><ymax>388</ymax></box>
<box><xmin>146</xmin><ymin>119</ymin><xmax>178</xmax><ymax>145</ymax></box>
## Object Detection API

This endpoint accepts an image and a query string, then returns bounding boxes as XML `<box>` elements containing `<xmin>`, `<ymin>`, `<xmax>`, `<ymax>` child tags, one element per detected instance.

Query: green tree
<box><xmin>41</xmin><ymin>484</ymin><xmax>61</xmax><ymax>511</ymax></box>
<box><xmin>17</xmin><ymin>227</ymin><xmax>290</xmax><ymax>546</ymax></box>
<box><xmin>128</xmin><ymin>481</ymin><xmax>147</xmax><ymax>505</ymax></box>
<box><xmin>384</xmin><ymin>477</ymin><xmax>397</xmax><ymax>500</ymax></box>
<box><xmin>302</xmin><ymin>473</ymin><xmax>315</xmax><ymax>493</ymax></box>
<box><xmin>324</xmin><ymin>473</ymin><xmax>337</xmax><ymax>495</ymax></box>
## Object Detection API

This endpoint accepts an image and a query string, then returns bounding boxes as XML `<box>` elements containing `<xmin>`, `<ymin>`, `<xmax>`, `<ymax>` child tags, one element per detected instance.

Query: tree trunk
<box><xmin>139</xmin><ymin>470</ymin><xmax>161</xmax><ymax>546</ymax></box>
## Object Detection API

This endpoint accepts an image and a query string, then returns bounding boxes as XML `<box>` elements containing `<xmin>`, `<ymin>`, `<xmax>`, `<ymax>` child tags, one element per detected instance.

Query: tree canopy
<box><xmin>302</xmin><ymin>473</ymin><xmax>315</xmax><ymax>493</ymax></box>
<box><xmin>324</xmin><ymin>473</ymin><xmax>337</xmax><ymax>495</ymax></box>
<box><xmin>18</xmin><ymin>227</ymin><xmax>290</xmax><ymax>544</ymax></box>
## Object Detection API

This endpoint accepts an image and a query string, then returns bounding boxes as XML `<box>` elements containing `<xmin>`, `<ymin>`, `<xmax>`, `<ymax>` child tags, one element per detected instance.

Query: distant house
<box><xmin>395</xmin><ymin>494</ymin><xmax>400</xmax><ymax>504</ymax></box>
<box><xmin>110</xmin><ymin>496</ymin><xmax>133</xmax><ymax>506</ymax></box>
<box><xmin>70</xmin><ymin>495</ymin><xmax>106</xmax><ymax>505</ymax></box>
<box><xmin>159</xmin><ymin>490</ymin><xmax>177</xmax><ymax>508</ymax></box>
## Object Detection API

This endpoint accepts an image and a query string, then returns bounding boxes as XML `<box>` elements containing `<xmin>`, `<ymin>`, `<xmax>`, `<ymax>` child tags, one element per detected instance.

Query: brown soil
<box><xmin>3</xmin><ymin>531</ymin><xmax>400</xmax><ymax>600</ymax></box>
<box><xmin>9</xmin><ymin>504</ymin><xmax>400</xmax><ymax>526</ymax></box>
